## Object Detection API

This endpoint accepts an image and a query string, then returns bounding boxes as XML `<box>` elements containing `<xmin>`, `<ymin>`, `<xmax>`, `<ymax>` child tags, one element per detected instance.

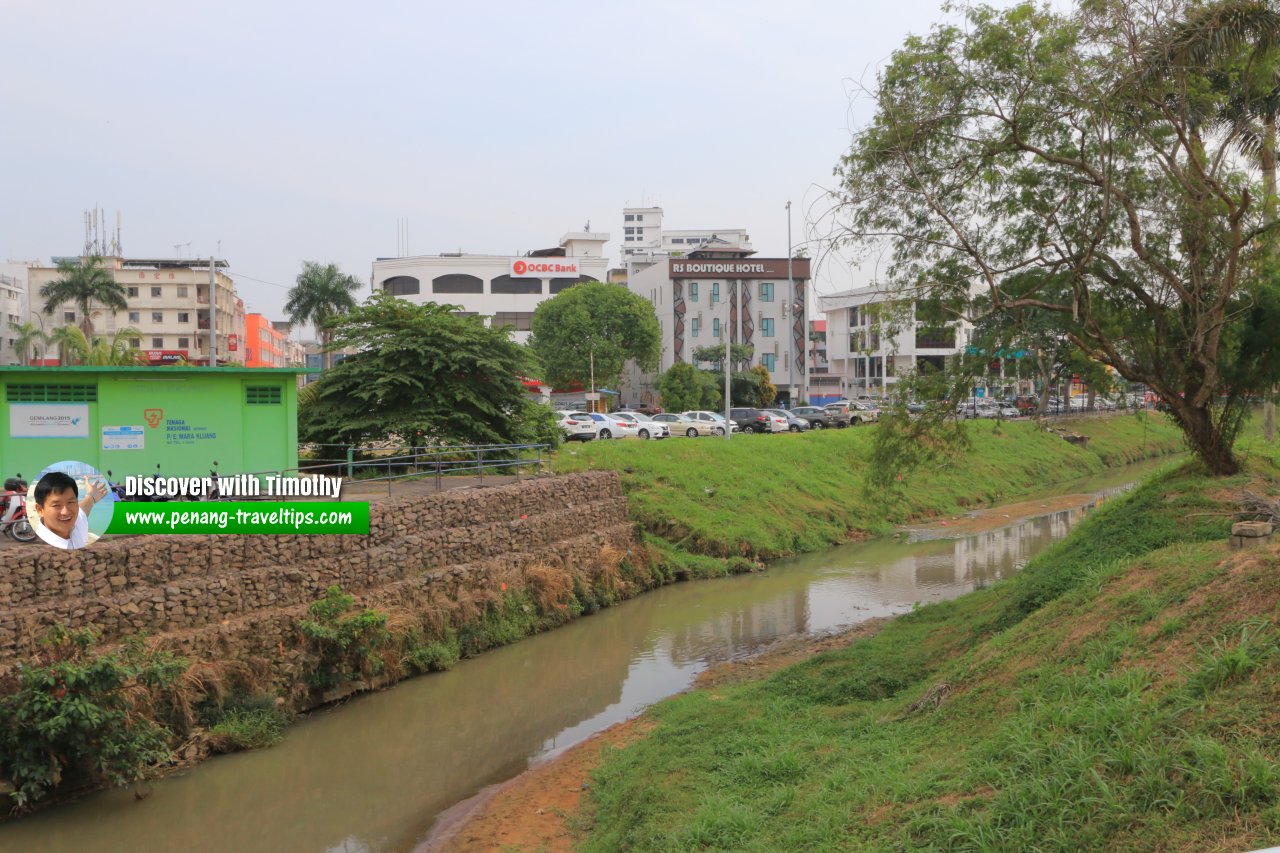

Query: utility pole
<box><xmin>786</xmin><ymin>201</ymin><xmax>794</xmax><ymax>406</ymax></box>
<box><xmin>723</xmin><ymin>320</ymin><xmax>731</xmax><ymax>442</ymax></box>
<box><xmin>208</xmin><ymin>257</ymin><xmax>217</xmax><ymax>367</ymax></box>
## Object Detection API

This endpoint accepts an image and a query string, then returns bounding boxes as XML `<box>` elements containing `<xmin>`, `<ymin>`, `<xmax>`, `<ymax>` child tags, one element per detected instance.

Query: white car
<box><xmin>555</xmin><ymin>410</ymin><xmax>597</xmax><ymax>441</ymax></box>
<box><xmin>612</xmin><ymin>411</ymin><xmax>670</xmax><ymax>439</ymax></box>
<box><xmin>588</xmin><ymin>412</ymin><xmax>641</xmax><ymax>439</ymax></box>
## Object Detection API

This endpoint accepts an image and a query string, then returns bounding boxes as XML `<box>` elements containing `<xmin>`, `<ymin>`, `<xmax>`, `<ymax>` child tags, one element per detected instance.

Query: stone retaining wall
<box><xmin>0</xmin><ymin>472</ymin><xmax>632</xmax><ymax>665</ymax></box>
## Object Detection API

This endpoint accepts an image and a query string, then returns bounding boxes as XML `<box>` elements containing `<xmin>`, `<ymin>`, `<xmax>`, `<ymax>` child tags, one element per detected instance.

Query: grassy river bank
<box><xmin>495</xmin><ymin>428</ymin><xmax>1280</xmax><ymax>852</ymax></box>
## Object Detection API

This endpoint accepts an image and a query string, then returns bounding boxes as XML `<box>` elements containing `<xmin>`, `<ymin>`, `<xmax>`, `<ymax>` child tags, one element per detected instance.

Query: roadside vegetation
<box><xmin>556</xmin><ymin>414</ymin><xmax>1186</xmax><ymax>572</ymax></box>
<box><xmin>578</xmin><ymin>455</ymin><xmax>1280</xmax><ymax>851</ymax></box>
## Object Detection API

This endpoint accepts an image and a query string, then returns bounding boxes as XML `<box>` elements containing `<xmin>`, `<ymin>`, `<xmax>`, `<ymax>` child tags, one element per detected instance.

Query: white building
<box><xmin>626</xmin><ymin>246</ymin><xmax>811</xmax><ymax>406</ymax></box>
<box><xmin>369</xmin><ymin>232</ymin><xmax>610</xmax><ymax>344</ymax></box>
<box><xmin>819</xmin><ymin>286</ymin><xmax>970</xmax><ymax>398</ymax></box>
<box><xmin>1</xmin><ymin>272</ymin><xmax>27</xmax><ymax>365</ymax></box>
<box><xmin>619</xmin><ymin>206</ymin><xmax>753</xmax><ymax>267</ymax></box>
<box><xmin>27</xmin><ymin>256</ymin><xmax>246</xmax><ymax>366</ymax></box>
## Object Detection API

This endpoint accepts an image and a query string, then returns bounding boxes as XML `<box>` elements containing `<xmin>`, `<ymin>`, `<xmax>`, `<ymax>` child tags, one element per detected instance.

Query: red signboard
<box><xmin>228</xmin><ymin>334</ymin><xmax>239</xmax><ymax>352</ymax></box>
<box><xmin>143</xmin><ymin>350</ymin><xmax>188</xmax><ymax>365</ymax></box>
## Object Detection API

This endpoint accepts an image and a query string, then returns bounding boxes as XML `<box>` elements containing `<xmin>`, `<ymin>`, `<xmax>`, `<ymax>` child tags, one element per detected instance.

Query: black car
<box><xmin>728</xmin><ymin>407</ymin><xmax>773</xmax><ymax>433</ymax></box>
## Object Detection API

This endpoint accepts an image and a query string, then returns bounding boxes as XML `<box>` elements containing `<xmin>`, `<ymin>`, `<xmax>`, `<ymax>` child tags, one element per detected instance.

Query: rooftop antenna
<box><xmin>112</xmin><ymin>211</ymin><xmax>122</xmax><ymax>256</ymax></box>
<box><xmin>83</xmin><ymin>211</ymin><xmax>93</xmax><ymax>256</ymax></box>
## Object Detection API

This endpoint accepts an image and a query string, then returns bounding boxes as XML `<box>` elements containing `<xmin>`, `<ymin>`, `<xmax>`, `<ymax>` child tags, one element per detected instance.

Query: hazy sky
<box><xmin>4</xmin><ymin>0</ymin><xmax>986</xmax><ymax>325</ymax></box>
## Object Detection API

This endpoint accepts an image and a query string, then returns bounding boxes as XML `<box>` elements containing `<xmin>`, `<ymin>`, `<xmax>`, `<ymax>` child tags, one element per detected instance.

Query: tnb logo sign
<box><xmin>144</xmin><ymin>408</ymin><xmax>164</xmax><ymax>428</ymax></box>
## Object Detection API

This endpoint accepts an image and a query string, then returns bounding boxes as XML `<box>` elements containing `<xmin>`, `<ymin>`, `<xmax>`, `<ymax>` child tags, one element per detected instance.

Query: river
<box><xmin>0</xmin><ymin>458</ymin><xmax>1174</xmax><ymax>853</ymax></box>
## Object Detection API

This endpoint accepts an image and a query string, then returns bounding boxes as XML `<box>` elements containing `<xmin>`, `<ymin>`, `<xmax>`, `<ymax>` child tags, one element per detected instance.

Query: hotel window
<box><xmin>672</xmin><ymin>238</ymin><xmax>684</xmax><ymax>244</ymax></box>
<box><xmin>762</xmin><ymin>318</ymin><xmax>775</xmax><ymax>337</ymax></box>
<box><xmin>178</xmin><ymin>337</ymin><xmax>189</xmax><ymax>349</ymax></box>
<box><xmin>625</xmin><ymin>214</ymin><xmax>635</xmax><ymax>222</ymax></box>
<box><xmin>64</xmin><ymin>312</ymin><xmax>75</xmax><ymax>323</ymax></box>
<box><xmin>760</xmin><ymin>282</ymin><xmax>774</xmax><ymax>302</ymax></box>
<box><xmin>152</xmin><ymin>312</ymin><xmax>163</xmax><ymax>323</ymax></box>
<box><xmin>762</xmin><ymin>353</ymin><xmax>776</xmax><ymax>371</ymax></box>
<box><xmin>177</xmin><ymin>286</ymin><xmax>188</xmax><ymax>298</ymax></box>
<box><xmin>692</xmin><ymin>318</ymin><xmax>700</xmax><ymax>337</ymax></box>
<box><xmin>128</xmin><ymin>311</ymin><xmax>140</xmax><ymax>323</ymax></box>
<box><xmin>130</xmin><ymin>339</ymin><xmax>139</xmax><ymax>348</ymax></box>
<box><xmin>635</xmin><ymin>214</ymin><xmax>644</xmax><ymax>221</ymax></box>
<box><xmin>178</xmin><ymin>312</ymin><xmax>189</xmax><ymax>323</ymax></box>
<box><xmin>711</xmin><ymin>283</ymin><xmax>720</xmax><ymax>303</ymax></box>
<box><xmin>127</xmin><ymin>286</ymin><xmax>139</xmax><ymax>298</ymax></box>
<box><xmin>152</xmin><ymin>337</ymin><xmax>163</xmax><ymax>348</ymax></box>
<box><xmin>712</xmin><ymin>318</ymin><xmax>721</xmax><ymax>338</ymax></box>
<box><xmin>151</xmin><ymin>287</ymin><xmax>162</xmax><ymax>297</ymax></box>
<box><xmin>625</xmin><ymin>227</ymin><xmax>635</xmax><ymax>235</ymax></box>
<box><xmin>689</xmin><ymin>282</ymin><xmax>698</xmax><ymax>301</ymax></box>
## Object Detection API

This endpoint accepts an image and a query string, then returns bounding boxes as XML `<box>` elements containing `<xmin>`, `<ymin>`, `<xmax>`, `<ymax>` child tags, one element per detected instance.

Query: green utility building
<box><xmin>0</xmin><ymin>367</ymin><xmax>308</xmax><ymax>479</ymax></box>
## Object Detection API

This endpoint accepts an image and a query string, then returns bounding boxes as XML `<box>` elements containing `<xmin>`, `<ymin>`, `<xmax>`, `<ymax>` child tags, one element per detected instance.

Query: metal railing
<box><xmin>284</xmin><ymin>442</ymin><xmax>553</xmax><ymax>496</ymax></box>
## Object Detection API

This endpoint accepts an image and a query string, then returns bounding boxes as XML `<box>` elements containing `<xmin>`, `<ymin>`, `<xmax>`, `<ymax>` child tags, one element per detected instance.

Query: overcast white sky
<box><xmin>3</xmin><ymin>0</ymin><xmax>995</xmax><ymax>326</ymax></box>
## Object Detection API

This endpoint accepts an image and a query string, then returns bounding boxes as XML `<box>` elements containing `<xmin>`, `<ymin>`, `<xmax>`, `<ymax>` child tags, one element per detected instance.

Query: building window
<box><xmin>127</xmin><ymin>286</ymin><xmax>139</xmax><ymax>298</ymax></box>
<box><xmin>152</xmin><ymin>312</ymin><xmax>163</xmax><ymax>323</ymax></box>
<box><xmin>177</xmin><ymin>286</ymin><xmax>188</xmax><ymax>298</ymax></box>
<box><xmin>63</xmin><ymin>311</ymin><xmax>75</xmax><ymax>323</ymax></box>
<box><xmin>711</xmin><ymin>283</ymin><xmax>720</xmax><ymax>303</ymax></box>
<box><xmin>550</xmin><ymin>275</ymin><xmax>594</xmax><ymax>294</ymax></box>
<box><xmin>151</xmin><ymin>287</ymin><xmax>162</xmax><ymax>297</ymax></box>
<box><xmin>431</xmin><ymin>274</ymin><xmax>483</xmax><ymax>294</ymax></box>
<box><xmin>624</xmin><ymin>227</ymin><xmax>635</xmax><ymax>235</ymax></box>
<box><xmin>624</xmin><ymin>214</ymin><xmax>635</xmax><ymax>222</ymax></box>
<box><xmin>178</xmin><ymin>312</ymin><xmax>189</xmax><ymax>323</ymax></box>
<box><xmin>382</xmin><ymin>275</ymin><xmax>421</xmax><ymax>296</ymax></box>
<box><xmin>760</xmin><ymin>282</ymin><xmax>774</xmax><ymax>302</ymax></box>
<box><xmin>128</xmin><ymin>311</ymin><xmax>140</xmax><ymax>323</ymax></box>
<box><xmin>762</xmin><ymin>318</ymin><xmax>775</xmax><ymax>337</ymax></box>
<box><xmin>635</xmin><ymin>214</ymin><xmax>643</xmax><ymax>221</ymax></box>
<box><xmin>712</xmin><ymin>318</ymin><xmax>721</xmax><ymax>338</ymax></box>
<box><xmin>762</xmin><ymin>353</ymin><xmax>776</xmax><ymax>371</ymax></box>
<box><xmin>151</xmin><ymin>337</ymin><xmax>164</xmax><ymax>348</ymax></box>
<box><xmin>672</xmin><ymin>238</ymin><xmax>684</xmax><ymax>244</ymax></box>
<box><xmin>178</xmin><ymin>337</ymin><xmax>189</xmax><ymax>349</ymax></box>
<box><xmin>492</xmin><ymin>311</ymin><xmax>534</xmax><ymax>331</ymax></box>
<box><xmin>692</xmin><ymin>317</ymin><xmax>701</xmax><ymax>337</ymax></box>
<box><xmin>490</xmin><ymin>275</ymin><xmax>542</xmax><ymax>295</ymax></box>
<box><xmin>130</xmin><ymin>339</ymin><xmax>139</xmax><ymax>348</ymax></box>
<box><xmin>689</xmin><ymin>282</ymin><xmax>698</xmax><ymax>301</ymax></box>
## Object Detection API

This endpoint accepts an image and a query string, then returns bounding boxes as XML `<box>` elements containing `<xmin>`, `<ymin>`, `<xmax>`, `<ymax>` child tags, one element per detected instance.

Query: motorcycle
<box><xmin>1</xmin><ymin>475</ymin><xmax>37</xmax><ymax>543</ymax></box>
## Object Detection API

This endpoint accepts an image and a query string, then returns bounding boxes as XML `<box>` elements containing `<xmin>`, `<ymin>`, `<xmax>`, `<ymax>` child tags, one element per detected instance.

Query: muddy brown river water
<box><xmin>0</xmin><ymin>458</ymin><xmax>1177</xmax><ymax>853</ymax></box>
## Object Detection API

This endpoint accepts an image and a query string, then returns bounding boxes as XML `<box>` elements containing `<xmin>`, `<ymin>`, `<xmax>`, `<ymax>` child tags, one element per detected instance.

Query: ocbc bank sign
<box><xmin>510</xmin><ymin>258</ymin><xmax>582</xmax><ymax>278</ymax></box>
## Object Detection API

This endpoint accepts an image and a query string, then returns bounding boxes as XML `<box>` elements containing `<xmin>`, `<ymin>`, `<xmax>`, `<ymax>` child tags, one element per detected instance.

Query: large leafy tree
<box><xmin>286</xmin><ymin>261</ymin><xmax>363</xmax><ymax>370</ymax></box>
<box><xmin>49</xmin><ymin>326</ymin><xmax>145</xmax><ymax>366</ymax></box>
<box><xmin>838</xmin><ymin>0</ymin><xmax>1280</xmax><ymax>474</ymax></box>
<box><xmin>298</xmin><ymin>291</ymin><xmax>551</xmax><ymax>446</ymax></box>
<box><xmin>528</xmin><ymin>283</ymin><xmax>661</xmax><ymax>393</ymax></box>
<box><xmin>39</xmin><ymin>256</ymin><xmax>128</xmax><ymax>340</ymax></box>
<box><xmin>655</xmin><ymin>362</ymin><xmax>721</xmax><ymax>412</ymax></box>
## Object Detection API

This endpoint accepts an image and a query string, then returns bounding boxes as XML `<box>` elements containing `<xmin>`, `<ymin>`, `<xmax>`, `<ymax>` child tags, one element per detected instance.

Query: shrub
<box><xmin>0</xmin><ymin>628</ymin><xmax>186</xmax><ymax>808</ymax></box>
<box><xmin>299</xmin><ymin>586</ymin><xmax>392</xmax><ymax>689</ymax></box>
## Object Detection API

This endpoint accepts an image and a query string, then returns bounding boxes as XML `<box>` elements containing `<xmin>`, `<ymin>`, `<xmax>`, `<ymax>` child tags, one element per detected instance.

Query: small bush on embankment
<box><xmin>579</xmin><ymin>460</ymin><xmax>1280</xmax><ymax>852</ymax></box>
<box><xmin>555</xmin><ymin>415</ymin><xmax>1185</xmax><ymax>569</ymax></box>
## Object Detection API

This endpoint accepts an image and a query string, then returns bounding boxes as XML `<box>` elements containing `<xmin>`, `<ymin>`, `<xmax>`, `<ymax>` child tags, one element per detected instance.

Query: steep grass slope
<box><xmin>580</xmin><ymin>458</ymin><xmax>1280</xmax><ymax>852</ymax></box>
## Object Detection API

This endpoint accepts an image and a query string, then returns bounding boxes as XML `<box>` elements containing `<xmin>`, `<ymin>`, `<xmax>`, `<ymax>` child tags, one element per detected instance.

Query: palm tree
<box><xmin>49</xmin><ymin>325</ymin><xmax>90</xmax><ymax>365</ymax></box>
<box><xmin>39</xmin><ymin>255</ymin><xmax>129</xmax><ymax>340</ymax></box>
<box><xmin>9</xmin><ymin>321</ymin><xmax>47</xmax><ymax>365</ymax></box>
<box><xmin>285</xmin><ymin>261</ymin><xmax>363</xmax><ymax>370</ymax></box>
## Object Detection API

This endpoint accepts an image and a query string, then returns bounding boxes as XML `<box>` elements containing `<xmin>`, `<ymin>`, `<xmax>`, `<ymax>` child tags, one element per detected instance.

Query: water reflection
<box><xmin>0</xmin><ymin>466</ymin><xmax>1154</xmax><ymax>853</ymax></box>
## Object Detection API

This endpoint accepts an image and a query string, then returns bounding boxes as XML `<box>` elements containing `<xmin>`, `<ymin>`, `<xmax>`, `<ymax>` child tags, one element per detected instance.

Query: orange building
<box><xmin>244</xmin><ymin>313</ymin><xmax>288</xmax><ymax>367</ymax></box>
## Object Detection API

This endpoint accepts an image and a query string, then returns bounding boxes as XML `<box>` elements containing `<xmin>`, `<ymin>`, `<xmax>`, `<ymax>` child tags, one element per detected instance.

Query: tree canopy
<box><xmin>655</xmin><ymin>362</ymin><xmax>721</xmax><ymax>412</ymax></box>
<box><xmin>298</xmin><ymin>291</ymin><xmax>555</xmax><ymax>447</ymax></box>
<box><xmin>838</xmin><ymin>0</ymin><xmax>1280</xmax><ymax>474</ymax></box>
<box><xmin>528</xmin><ymin>283</ymin><xmax>661</xmax><ymax>392</ymax></box>
<box><xmin>39</xmin><ymin>256</ymin><xmax>128</xmax><ymax>340</ymax></box>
